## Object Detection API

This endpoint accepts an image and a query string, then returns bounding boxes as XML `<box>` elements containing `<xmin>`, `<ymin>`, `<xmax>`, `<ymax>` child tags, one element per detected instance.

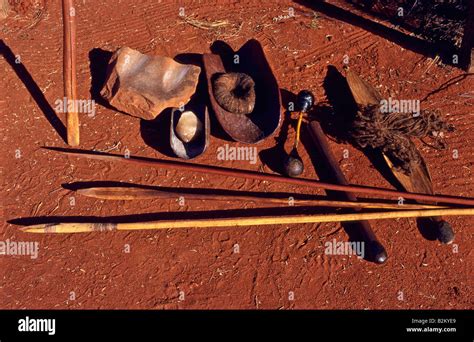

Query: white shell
<box><xmin>175</xmin><ymin>111</ymin><xmax>203</xmax><ymax>143</ymax></box>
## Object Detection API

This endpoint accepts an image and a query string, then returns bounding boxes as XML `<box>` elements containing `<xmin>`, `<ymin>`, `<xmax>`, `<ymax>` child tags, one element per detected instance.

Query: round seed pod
<box><xmin>212</xmin><ymin>72</ymin><xmax>256</xmax><ymax>115</ymax></box>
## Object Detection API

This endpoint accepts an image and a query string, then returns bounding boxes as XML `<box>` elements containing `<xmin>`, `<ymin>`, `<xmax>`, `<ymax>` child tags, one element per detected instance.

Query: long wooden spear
<box><xmin>44</xmin><ymin>147</ymin><xmax>474</xmax><ymax>206</ymax></box>
<box><xmin>62</xmin><ymin>0</ymin><xmax>79</xmax><ymax>146</ymax></box>
<box><xmin>75</xmin><ymin>186</ymin><xmax>445</xmax><ymax>210</ymax></box>
<box><xmin>20</xmin><ymin>207</ymin><xmax>474</xmax><ymax>234</ymax></box>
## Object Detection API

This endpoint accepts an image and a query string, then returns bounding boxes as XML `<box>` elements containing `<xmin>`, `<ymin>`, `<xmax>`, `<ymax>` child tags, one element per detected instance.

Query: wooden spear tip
<box><xmin>19</xmin><ymin>223</ymin><xmax>98</xmax><ymax>233</ymax></box>
<box><xmin>19</xmin><ymin>225</ymin><xmax>50</xmax><ymax>233</ymax></box>
<box><xmin>76</xmin><ymin>188</ymin><xmax>107</xmax><ymax>199</ymax></box>
<box><xmin>76</xmin><ymin>188</ymin><xmax>91</xmax><ymax>195</ymax></box>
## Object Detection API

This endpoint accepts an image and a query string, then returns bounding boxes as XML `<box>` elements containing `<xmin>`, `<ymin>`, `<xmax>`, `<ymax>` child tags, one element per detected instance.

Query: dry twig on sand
<box><xmin>181</xmin><ymin>16</ymin><xmax>230</xmax><ymax>30</ymax></box>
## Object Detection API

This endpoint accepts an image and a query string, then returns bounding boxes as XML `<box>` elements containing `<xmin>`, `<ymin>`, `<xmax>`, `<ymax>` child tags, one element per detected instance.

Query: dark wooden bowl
<box><xmin>203</xmin><ymin>39</ymin><xmax>282</xmax><ymax>144</ymax></box>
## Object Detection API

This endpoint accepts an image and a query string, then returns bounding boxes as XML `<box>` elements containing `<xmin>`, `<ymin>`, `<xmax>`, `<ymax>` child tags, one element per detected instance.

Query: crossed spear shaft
<box><xmin>44</xmin><ymin>147</ymin><xmax>474</xmax><ymax>206</ymax></box>
<box><xmin>20</xmin><ymin>148</ymin><xmax>474</xmax><ymax>235</ymax></box>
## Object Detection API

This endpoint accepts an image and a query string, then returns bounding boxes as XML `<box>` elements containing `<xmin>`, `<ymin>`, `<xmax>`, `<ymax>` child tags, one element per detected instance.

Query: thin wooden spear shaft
<box><xmin>76</xmin><ymin>186</ymin><xmax>445</xmax><ymax>210</ymax></box>
<box><xmin>62</xmin><ymin>0</ymin><xmax>79</xmax><ymax>146</ymax></box>
<box><xmin>20</xmin><ymin>208</ymin><xmax>474</xmax><ymax>234</ymax></box>
<box><xmin>45</xmin><ymin>147</ymin><xmax>474</xmax><ymax>206</ymax></box>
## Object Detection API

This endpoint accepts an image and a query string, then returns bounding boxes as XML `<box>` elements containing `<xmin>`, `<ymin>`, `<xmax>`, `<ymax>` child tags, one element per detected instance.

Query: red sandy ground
<box><xmin>0</xmin><ymin>0</ymin><xmax>472</xmax><ymax>309</ymax></box>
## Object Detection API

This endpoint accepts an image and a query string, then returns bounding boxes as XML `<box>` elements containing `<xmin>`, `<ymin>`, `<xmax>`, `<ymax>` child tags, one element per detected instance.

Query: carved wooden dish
<box><xmin>203</xmin><ymin>39</ymin><xmax>281</xmax><ymax>144</ymax></box>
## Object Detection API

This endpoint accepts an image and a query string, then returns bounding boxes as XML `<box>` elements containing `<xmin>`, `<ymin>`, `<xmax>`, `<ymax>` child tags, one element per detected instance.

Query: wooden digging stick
<box><xmin>62</xmin><ymin>0</ymin><xmax>79</xmax><ymax>146</ymax></box>
<box><xmin>76</xmin><ymin>186</ymin><xmax>445</xmax><ymax>210</ymax></box>
<box><xmin>43</xmin><ymin>147</ymin><xmax>474</xmax><ymax>207</ymax></box>
<box><xmin>20</xmin><ymin>207</ymin><xmax>474</xmax><ymax>234</ymax></box>
<box><xmin>307</xmin><ymin>119</ymin><xmax>387</xmax><ymax>263</ymax></box>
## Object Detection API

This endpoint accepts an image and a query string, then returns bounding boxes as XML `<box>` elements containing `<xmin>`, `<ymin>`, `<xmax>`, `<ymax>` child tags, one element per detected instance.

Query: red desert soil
<box><xmin>0</xmin><ymin>0</ymin><xmax>472</xmax><ymax>309</ymax></box>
